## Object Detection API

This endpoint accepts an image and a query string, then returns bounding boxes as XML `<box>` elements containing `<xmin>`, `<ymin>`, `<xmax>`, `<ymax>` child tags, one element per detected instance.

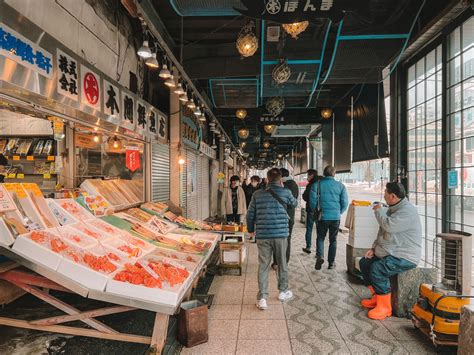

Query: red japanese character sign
<box><xmin>126</xmin><ymin>147</ymin><xmax>141</xmax><ymax>172</ymax></box>
<box><xmin>80</xmin><ymin>64</ymin><xmax>101</xmax><ymax>110</ymax></box>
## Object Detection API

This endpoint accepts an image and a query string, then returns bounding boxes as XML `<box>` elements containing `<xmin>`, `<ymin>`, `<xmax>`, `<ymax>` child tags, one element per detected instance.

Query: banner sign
<box><xmin>181</xmin><ymin>116</ymin><xmax>201</xmax><ymax>150</ymax></box>
<box><xmin>0</xmin><ymin>23</ymin><xmax>53</xmax><ymax>79</ymax></box>
<box><xmin>75</xmin><ymin>133</ymin><xmax>99</xmax><ymax>149</ymax></box>
<box><xmin>126</xmin><ymin>147</ymin><xmax>141</xmax><ymax>172</ymax></box>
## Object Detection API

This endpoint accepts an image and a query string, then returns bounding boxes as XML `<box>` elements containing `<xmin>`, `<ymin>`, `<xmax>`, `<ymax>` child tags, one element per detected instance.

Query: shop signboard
<box><xmin>103</xmin><ymin>79</ymin><xmax>121</xmax><ymax>124</ymax></box>
<box><xmin>56</xmin><ymin>49</ymin><xmax>79</xmax><ymax>101</ymax></box>
<box><xmin>121</xmin><ymin>89</ymin><xmax>136</xmax><ymax>131</ymax></box>
<box><xmin>0</xmin><ymin>23</ymin><xmax>53</xmax><ymax>79</ymax></box>
<box><xmin>156</xmin><ymin>110</ymin><xmax>168</xmax><ymax>143</ymax></box>
<box><xmin>199</xmin><ymin>142</ymin><xmax>217</xmax><ymax>160</ymax></box>
<box><xmin>80</xmin><ymin>64</ymin><xmax>101</xmax><ymax>111</ymax></box>
<box><xmin>225</xmin><ymin>156</ymin><xmax>234</xmax><ymax>168</ymax></box>
<box><xmin>75</xmin><ymin>133</ymin><xmax>99</xmax><ymax>149</ymax></box>
<box><xmin>181</xmin><ymin>116</ymin><xmax>201</xmax><ymax>151</ymax></box>
<box><xmin>136</xmin><ymin>99</ymin><xmax>147</xmax><ymax>137</ymax></box>
<box><xmin>126</xmin><ymin>146</ymin><xmax>141</xmax><ymax>172</ymax></box>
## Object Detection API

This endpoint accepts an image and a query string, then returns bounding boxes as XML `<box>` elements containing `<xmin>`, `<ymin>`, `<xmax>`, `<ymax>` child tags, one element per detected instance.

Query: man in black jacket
<box><xmin>302</xmin><ymin>169</ymin><xmax>319</xmax><ymax>254</ymax></box>
<box><xmin>0</xmin><ymin>154</ymin><xmax>8</xmax><ymax>183</ymax></box>
<box><xmin>244</xmin><ymin>175</ymin><xmax>261</xmax><ymax>208</ymax></box>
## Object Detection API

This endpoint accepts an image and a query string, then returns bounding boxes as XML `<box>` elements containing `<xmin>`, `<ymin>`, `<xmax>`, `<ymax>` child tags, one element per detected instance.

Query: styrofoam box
<box><xmin>352</xmin><ymin>216</ymin><xmax>379</xmax><ymax>228</ymax></box>
<box><xmin>0</xmin><ymin>219</ymin><xmax>15</xmax><ymax>246</ymax></box>
<box><xmin>57</xmin><ymin>256</ymin><xmax>112</xmax><ymax>291</ymax></box>
<box><xmin>47</xmin><ymin>199</ymin><xmax>78</xmax><ymax>225</ymax></box>
<box><xmin>223</xmin><ymin>246</ymin><xmax>247</xmax><ymax>264</ymax></box>
<box><xmin>12</xmin><ymin>232</ymin><xmax>63</xmax><ymax>270</ymax></box>
<box><xmin>349</xmin><ymin>225</ymin><xmax>379</xmax><ymax>238</ymax></box>
<box><xmin>106</xmin><ymin>277</ymin><xmax>187</xmax><ymax>307</ymax></box>
<box><xmin>58</xmin><ymin>225</ymin><xmax>99</xmax><ymax>250</ymax></box>
<box><xmin>353</xmin><ymin>206</ymin><xmax>376</xmax><ymax>217</ymax></box>
<box><xmin>349</xmin><ymin>235</ymin><xmax>376</xmax><ymax>249</ymax></box>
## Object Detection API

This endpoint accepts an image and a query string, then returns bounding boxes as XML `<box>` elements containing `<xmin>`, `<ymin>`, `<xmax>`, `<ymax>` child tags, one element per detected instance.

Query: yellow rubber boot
<box><xmin>368</xmin><ymin>293</ymin><xmax>392</xmax><ymax>320</ymax></box>
<box><xmin>361</xmin><ymin>286</ymin><xmax>377</xmax><ymax>309</ymax></box>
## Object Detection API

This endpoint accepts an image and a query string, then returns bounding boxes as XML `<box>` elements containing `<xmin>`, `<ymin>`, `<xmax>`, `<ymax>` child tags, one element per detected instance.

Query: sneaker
<box><xmin>256</xmin><ymin>298</ymin><xmax>268</xmax><ymax>310</ymax></box>
<box><xmin>278</xmin><ymin>290</ymin><xmax>294</xmax><ymax>302</ymax></box>
<box><xmin>315</xmin><ymin>258</ymin><xmax>324</xmax><ymax>270</ymax></box>
<box><xmin>328</xmin><ymin>263</ymin><xmax>336</xmax><ymax>270</ymax></box>
<box><xmin>302</xmin><ymin>247</ymin><xmax>311</xmax><ymax>254</ymax></box>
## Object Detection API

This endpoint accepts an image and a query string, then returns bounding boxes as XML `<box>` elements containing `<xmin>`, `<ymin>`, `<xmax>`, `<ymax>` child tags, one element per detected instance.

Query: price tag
<box><xmin>23</xmin><ymin>183</ymin><xmax>43</xmax><ymax>197</ymax></box>
<box><xmin>47</xmin><ymin>156</ymin><xmax>55</xmax><ymax>161</ymax></box>
<box><xmin>16</xmin><ymin>173</ymin><xmax>24</xmax><ymax>179</ymax></box>
<box><xmin>43</xmin><ymin>173</ymin><xmax>51</xmax><ymax>179</ymax></box>
<box><xmin>27</xmin><ymin>156</ymin><xmax>34</xmax><ymax>161</ymax></box>
<box><xmin>7</xmin><ymin>173</ymin><xmax>16</xmax><ymax>179</ymax></box>
<box><xmin>13</xmin><ymin>156</ymin><xmax>20</xmax><ymax>161</ymax></box>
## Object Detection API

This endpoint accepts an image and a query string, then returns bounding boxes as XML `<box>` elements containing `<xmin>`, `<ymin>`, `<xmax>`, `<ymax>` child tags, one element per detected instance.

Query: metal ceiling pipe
<box><xmin>135</xmin><ymin>0</ymin><xmax>239</xmax><ymax>155</ymax></box>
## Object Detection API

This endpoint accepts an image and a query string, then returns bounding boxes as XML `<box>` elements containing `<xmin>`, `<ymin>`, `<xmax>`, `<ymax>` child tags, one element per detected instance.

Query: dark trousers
<box><xmin>226</xmin><ymin>214</ymin><xmax>240</xmax><ymax>224</ymax></box>
<box><xmin>304</xmin><ymin>210</ymin><xmax>315</xmax><ymax>249</ymax></box>
<box><xmin>359</xmin><ymin>255</ymin><xmax>417</xmax><ymax>295</ymax></box>
<box><xmin>316</xmin><ymin>220</ymin><xmax>340</xmax><ymax>264</ymax></box>
<box><xmin>273</xmin><ymin>219</ymin><xmax>294</xmax><ymax>265</ymax></box>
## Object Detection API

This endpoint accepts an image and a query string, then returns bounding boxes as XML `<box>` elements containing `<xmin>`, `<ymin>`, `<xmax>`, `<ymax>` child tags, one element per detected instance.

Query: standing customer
<box><xmin>0</xmin><ymin>154</ymin><xmax>8</xmax><ymax>183</ymax></box>
<box><xmin>247</xmin><ymin>168</ymin><xmax>297</xmax><ymax>310</ymax></box>
<box><xmin>302</xmin><ymin>169</ymin><xmax>319</xmax><ymax>254</ymax></box>
<box><xmin>271</xmin><ymin>168</ymin><xmax>298</xmax><ymax>266</ymax></box>
<box><xmin>310</xmin><ymin>166</ymin><xmax>349</xmax><ymax>270</ymax></box>
<box><xmin>244</xmin><ymin>175</ymin><xmax>261</xmax><ymax>208</ymax></box>
<box><xmin>359</xmin><ymin>182</ymin><xmax>421</xmax><ymax>320</ymax></box>
<box><xmin>221</xmin><ymin>175</ymin><xmax>247</xmax><ymax>224</ymax></box>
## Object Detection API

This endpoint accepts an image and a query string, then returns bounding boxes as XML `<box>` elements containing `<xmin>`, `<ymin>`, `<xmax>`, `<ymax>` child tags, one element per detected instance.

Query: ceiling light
<box><xmin>199</xmin><ymin>112</ymin><xmax>206</xmax><ymax>121</ymax></box>
<box><xmin>240</xmin><ymin>142</ymin><xmax>247</xmax><ymax>149</ymax></box>
<box><xmin>321</xmin><ymin>108</ymin><xmax>333</xmax><ymax>119</ymax></box>
<box><xmin>266</xmin><ymin>97</ymin><xmax>285</xmax><ymax>117</ymax></box>
<box><xmin>236</xmin><ymin>21</ymin><xmax>258</xmax><ymax>58</ymax></box>
<box><xmin>282</xmin><ymin>21</ymin><xmax>309</xmax><ymax>39</ymax></box>
<box><xmin>238</xmin><ymin>128</ymin><xmax>250</xmax><ymax>139</ymax></box>
<box><xmin>159</xmin><ymin>63</ymin><xmax>171</xmax><ymax>79</ymax></box>
<box><xmin>263</xmin><ymin>141</ymin><xmax>270</xmax><ymax>149</ymax></box>
<box><xmin>219</xmin><ymin>136</ymin><xmax>226</xmax><ymax>142</ymax></box>
<box><xmin>179</xmin><ymin>93</ymin><xmax>188</xmax><ymax>103</ymax></box>
<box><xmin>264</xmin><ymin>124</ymin><xmax>276</xmax><ymax>134</ymax></box>
<box><xmin>272</xmin><ymin>59</ymin><xmax>291</xmax><ymax>85</ymax></box>
<box><xmin>164</xmin><ymin>75</ymin><xmax>176</xmax><ymax>88</ymax></box>
<box><xmin>236</xmin><ymin>109</ymin><xmax>247</xmax><ymax>120</ymax></box>
<box><xmin>193</xmin><ymin>106</ymin><xmax>202</xmax><ymax>116</ymax></box>
<box><xmin>137</xmin><ymin>40</ymin><xmax>152</xmax><ymax>58</ymax></box>
<box><xmin>187</xmin><ymin>99</ymin><xmax>196</xmax><ymax>109</ymax></box>
<box><xmin>145</xmin><ymin>53</ymin><xmax>159</xmax><ymax>68</ymax></box>
<box><xmin>174</xmin><ymin>82</ymin><xmax>185</xmax><ymax>95</ymax></box>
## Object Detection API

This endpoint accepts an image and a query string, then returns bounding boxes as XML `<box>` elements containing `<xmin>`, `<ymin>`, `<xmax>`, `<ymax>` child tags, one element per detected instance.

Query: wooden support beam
<box><xmin>150</xmin><ymin>313</ymin><xmax>169</xmax><ymax>354</ymax></box>
<box><xmin>0</xmin><ymin>317</ymin><xmax>151</xmax><ymax>344</ymax></box>
<box><xmin>30</xmin><ymin>305</ymin><xmax>136</xmax><ymax>326</ymax></box>
<box><xmin>0</xmin><ymin>270</ymin><xmax>72</xmax><ymax>293</ymax></box>
<box><xmin>11</xmin><ymin>281</ymin><xmax>117</xmax><ymax>334</ymax></box>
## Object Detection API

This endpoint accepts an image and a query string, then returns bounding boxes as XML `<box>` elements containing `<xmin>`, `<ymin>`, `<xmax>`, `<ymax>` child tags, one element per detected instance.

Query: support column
<box><xmin>218</xmin><ymin>141</ymin><xmax>225</xmax><ymax>216</ymax></box>
<box><xmin>169</xmin><ymin>92</ymin><xmax>181</xmax><ymax>209</ymax></box>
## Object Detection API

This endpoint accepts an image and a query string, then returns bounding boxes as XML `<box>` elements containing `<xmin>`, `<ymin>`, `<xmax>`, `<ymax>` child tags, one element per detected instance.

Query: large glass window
<box><xmin>406</xmin><ymin>45</ymin><xmax>443</xmax><ymax>268</ymax></box>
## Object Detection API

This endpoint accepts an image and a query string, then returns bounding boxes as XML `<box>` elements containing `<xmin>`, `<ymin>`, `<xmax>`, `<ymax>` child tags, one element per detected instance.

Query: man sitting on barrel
<box><xmin>359</xmin><ymin>182</ymin><xmax>422</xmax><ymax>320</ymax></box>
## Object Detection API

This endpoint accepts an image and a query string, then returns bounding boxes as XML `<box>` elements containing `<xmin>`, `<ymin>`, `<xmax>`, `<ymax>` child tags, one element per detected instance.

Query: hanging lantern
<box><xmin>236</xmin><ymin>109</ymin><xmax>247</xmax><ymax>120</ymax></box>
<box><xmin>321</xmin><ymin>108</ymin><xmax>333</xmax><ymax>119</ymax></box>
<box><xmin>263</xmin><ymin>141</ymin><xmax>270</xmax><ymax>149</ymax></box>
<box><xmin>238</xmin><ymin>128</ymin><xmax>250</xmax><ymax>139</ymax></box>
<box><xmin>236</xmin><ymin>21</ymin><xmax>258</xmax><ymax>58</ymax></box>
<box><xmin>240</xmin><ymin>141</ymin><xmax>247</xmax><ymax>149</ymax></box>
<box><xmin>272</xmin><ymin>59</ymin><xmax>291</xmax><ymax>85</ymax></box>
<box><xmin>282</xmin><ymin>21</ymin><xmax>309</xmax><ymax>39</ymax></box>
<box><xmin>264</xmin><ymin>124</ymin><xmax>276</xmax><ymax>134</ymax></box>
<box><xmin>266</xmin><ymin>97</ymin><xmax>285</xmax><ymax>117</ymax></box>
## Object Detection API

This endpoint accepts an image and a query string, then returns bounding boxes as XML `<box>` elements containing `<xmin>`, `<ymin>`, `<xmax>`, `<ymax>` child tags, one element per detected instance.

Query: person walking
<box><xmin>271</xmin><ymin>168</ymin><xmax>299</xmax><ymax>268</ymax></box>
<box><xmin>247</xmin><ymin>168</ymin><xmax>298</xmax><ymax>310</ymax></box>
<box><xmin>221</xmin><ymin>175</ymin><xmax>247</xmax><ymax>224</ymax></box>
<box><xmin>244</xmin><ymin>175</ymin><xmax>261</xmax><ymax>208</ymax></box>
<box><xmin>359</xmin><ymin>182</ymin><xmax>421</xmax><ymax>320</ymax></box>
<box><xmin>309</xmin><ymin>166</ymin><xmax>349</xmax><ymax>270</ymax></box>
<box><xmin>302</xmin><ymin>169</ymin><xmax>319</xmax><ymax>254</ymax></box>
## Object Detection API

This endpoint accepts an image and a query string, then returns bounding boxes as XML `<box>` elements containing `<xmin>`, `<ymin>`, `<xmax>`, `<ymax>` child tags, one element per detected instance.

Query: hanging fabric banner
<box><xmin>126</xmin><ymin>147</ymin><xmax>141</xmax><ymax>172</ymax></box>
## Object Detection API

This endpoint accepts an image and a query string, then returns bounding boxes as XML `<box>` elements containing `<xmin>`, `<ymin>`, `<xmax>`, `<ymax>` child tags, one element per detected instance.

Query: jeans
<box><xmin>359</xmin><ymin>255</ymin><xmax>417</xmax><ymax>295</ymax></box>
<box><xmin>273</xmin><ymin>219</ymin><xmax>294</xmax><ymax>265</ymax></box>
<box><xmin>226</xmin><ymin>214</ymin><xmax>240</xmax><ymax>224</ymax></box>
<box><xmin>316</xmin><ymin>220</ymin><xmax>340</xmax><ymax>264</ymax></box>
<box><xmin>304</xmin><ymin>210</ymin><xmax>315</xmax><ymax>249</ymax></box>
<box><xmin>257</xmin><ymin>238</ymin><xmax>289</xmax><ymax>300</ymax></box>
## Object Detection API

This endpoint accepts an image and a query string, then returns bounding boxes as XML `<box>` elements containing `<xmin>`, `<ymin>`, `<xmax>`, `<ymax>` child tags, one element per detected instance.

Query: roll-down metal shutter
<box><xmin>151</xmin><ymin>142</ymin><xmax>170</xmax><ymax>202</ymax></box>
<box><xmin>185</xmin><ymin>149</ymin><xmax>198</xmax><ymax>220</ymax></box>
<box><xmin>200</xmin><ymin>156</ymin><xmax>210</xmax><ymax>220</ymax></box>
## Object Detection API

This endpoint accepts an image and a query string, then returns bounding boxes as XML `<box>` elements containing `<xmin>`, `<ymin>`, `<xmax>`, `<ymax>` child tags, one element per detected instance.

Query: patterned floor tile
<box><xmin>180</xmin><ymin>338</ymin><xmax>237</xmax><ymax>355</ymax></box>
<box><xmin>236</xmin><ymin>340</ymin><xmax>292</xmax><ymax>355</ymax></box>
<box><xmin>290</xmin><ymin>337</ymin><xmax>351</xmax><ymax>354</ymax></box>
<box><xmin>208</xmin><ymin>319</ymin><xmax>240</xmax><ymax>339</ymax></box>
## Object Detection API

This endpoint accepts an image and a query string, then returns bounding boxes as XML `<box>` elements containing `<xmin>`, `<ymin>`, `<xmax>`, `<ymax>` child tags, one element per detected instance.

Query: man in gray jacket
<box><xmin>247</xmin><ymin>168</ymin><xmax>298</xmax><ymax>310</ymax></box>
<box><xmin>359</xmin><ymin>182</ymin><xmax>422</xmax><ymax>320</ymax></box>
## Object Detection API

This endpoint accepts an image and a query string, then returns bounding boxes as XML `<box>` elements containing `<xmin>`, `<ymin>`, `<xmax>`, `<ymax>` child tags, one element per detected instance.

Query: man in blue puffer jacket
<box><xmin>309</xmin><ymin>165</ymin><xmax>349</xmax><ymax>270</ymax></box>
<box><xmin>247</xmin><ymin>168</ymin><xmax>298</xmax><ymax>310</ymax></box>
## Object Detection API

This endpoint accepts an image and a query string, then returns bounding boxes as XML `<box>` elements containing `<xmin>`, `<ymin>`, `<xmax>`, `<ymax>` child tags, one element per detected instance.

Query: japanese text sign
<box><xmin>56</xmin><ymin>49</ymin><xmax>78</xmax><ymax>101</ymax></box>
<box><xmin>80</xmin><ymin>64</ymin><xmax>101</xmax><ymax>111</ymax></box>
<box><xmin>126</xmin><ymin>147</ymin><xmax>141</xmax><ymax>172</ymax></box>
<box><xmin>103</xmin><ymin>79</ymin><xmax>121</xmax><ymax>123</ymax></box>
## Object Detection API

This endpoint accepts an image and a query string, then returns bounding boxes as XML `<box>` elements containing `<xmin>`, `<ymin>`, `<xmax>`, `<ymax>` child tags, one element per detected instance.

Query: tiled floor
<box><xmin>181</xmin><ymin>221</ymin><xmax>439</xmax><ymax>355</ymax></box>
